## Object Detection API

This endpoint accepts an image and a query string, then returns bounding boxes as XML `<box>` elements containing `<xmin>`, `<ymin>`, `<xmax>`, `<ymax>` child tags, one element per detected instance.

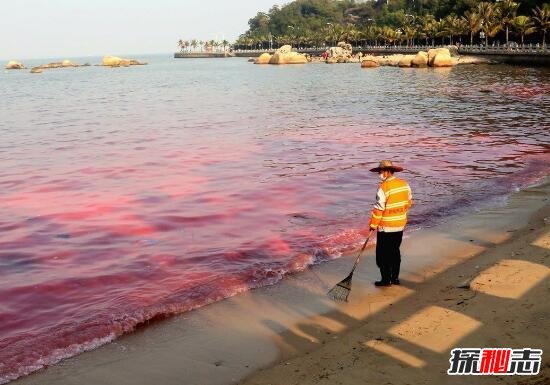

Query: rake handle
<box><xmin>351</xmin><ymin>232</ymin><xmax>373</xmax><ymax>272</ymax></box>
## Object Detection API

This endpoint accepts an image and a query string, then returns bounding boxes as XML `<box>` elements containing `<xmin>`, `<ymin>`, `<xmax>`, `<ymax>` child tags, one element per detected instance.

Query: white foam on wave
<box><xmin>0</xmin><ymin>333</ymin><xmax>116</xmax><ymax>385</ymax></box>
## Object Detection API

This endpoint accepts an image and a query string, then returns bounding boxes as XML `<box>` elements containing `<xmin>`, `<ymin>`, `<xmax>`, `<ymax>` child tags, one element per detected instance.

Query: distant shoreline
<box><xmin>173</xmin><ymin>46</ymin><xmax>550</xmax><ymax>67</ymax></box>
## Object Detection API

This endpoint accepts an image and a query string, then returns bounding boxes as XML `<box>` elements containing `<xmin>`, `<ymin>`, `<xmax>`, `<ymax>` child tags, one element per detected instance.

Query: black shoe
<box><xmin>374</xmin><ymin>280</ymin><xmax>391</xmax><ymax>287</ymax></box>
<box><xmin>391</xmin><ymin>279</ymin><xmax>400</xmax><ymax>285</ymax></box>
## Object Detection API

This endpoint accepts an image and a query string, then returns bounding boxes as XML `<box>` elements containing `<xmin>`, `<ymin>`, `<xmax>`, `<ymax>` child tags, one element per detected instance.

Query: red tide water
<box><xmin>1</xmin><ymin>58</ymin><xmax>549</xmax><ymax>383</ymax></box>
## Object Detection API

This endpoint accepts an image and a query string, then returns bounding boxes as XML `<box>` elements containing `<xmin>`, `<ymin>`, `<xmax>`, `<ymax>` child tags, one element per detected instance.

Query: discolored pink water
<box><xmin>0</xmin><ymin>57</ymin><xmax>549</xmax><ymax>382</ymax></box>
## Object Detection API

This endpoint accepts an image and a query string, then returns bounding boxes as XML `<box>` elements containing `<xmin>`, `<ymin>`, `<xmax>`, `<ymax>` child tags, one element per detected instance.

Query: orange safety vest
<box><xmin>369</xmin><ymin>176</ymin><xmax>412</xmax><ymax>230</ymax></box>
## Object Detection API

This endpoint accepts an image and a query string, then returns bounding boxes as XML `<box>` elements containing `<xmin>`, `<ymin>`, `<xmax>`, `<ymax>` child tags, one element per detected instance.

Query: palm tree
<box><xmin>402</xmin><ymin>25</ymin><xmax>416</xmax><ymax>47</ymax></box>
<box><xmin>484</xmin><ymin>7</ymin><xmax>503</xmax><ymax>46</ymax></box>
<box><xmin>421</xmin><ymin>14</ymin><xmax>438</xmax><ymax>46</ymax></box>
<box><xmin>221</xmin><ymin>39</ymin><xmax>229</xmax><ymax>51</ymax></box>
<box><xmin>498</xmin><ymin>0</ymin><xmax>519</xmax><ymax>47</ymax></box>
<box><xmin>532</xmin><ymin>4</ymin><xmax>550</xmax><ymax>47</ymax></box>
<box><xmin>374</xmin><ymin>26</ymin><xmax>384</xmax><ymax>46</ymax></box>
<box><xmin>177</xmin><ymin>39</ymin><xmax>185</xmax><ymax>52</ymax></box>
<box><xmin>191</xmin><ymin>39</ymin><xmax>198</xmax><ymax>52</ymax></box>
<box><xmin>477</xmin><ymin>2</ymin><xmax>497</xmax><ymax>46</ymax></box>
<box><xmin>513</xmin><ymin>16</ymin><xmax>536</xmax><ymax>46</ymax></box>
<box><xmin>381</xmin><ymin>26</ymin><xmax>398</xmax><ymax>46</ymax></box>
<box><xmin>441</xmin><ymin>15</ymin><xmax>461</xmax><ymax>45</ymax></box>
<box><xmin>347</xmin><ymin>27</ymin><xmax>362</xmax><ymax>47</ymax></box>
<box><xmin>462</xmin><ymin>11</ymin><xmax>481</xmax><ymax>45</ymax></box>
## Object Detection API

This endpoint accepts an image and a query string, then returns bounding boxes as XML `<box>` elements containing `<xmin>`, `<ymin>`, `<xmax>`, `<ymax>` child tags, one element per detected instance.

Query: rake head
<box><xmin>327</xmin><ymin>272</ymin><xmax>354</xmax><ymax>302</ymax></box>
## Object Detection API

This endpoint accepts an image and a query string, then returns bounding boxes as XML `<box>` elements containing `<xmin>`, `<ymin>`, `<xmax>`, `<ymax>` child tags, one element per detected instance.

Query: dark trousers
<box><xmin>376</xmin><ymin>231</ymin><xmax>403</xmax><ymax>283</ymax></box>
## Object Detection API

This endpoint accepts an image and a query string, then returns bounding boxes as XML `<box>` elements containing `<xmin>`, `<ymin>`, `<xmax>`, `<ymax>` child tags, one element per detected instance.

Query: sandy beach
<box><xmin>242</xmin><ymin>188</ymin><xmax>550</xmax><ymax>385</ymax></box>
<box><xmin>11</xmin><ymin>179</ymin><xmax>549</xmax><ymax>385</ymax></box>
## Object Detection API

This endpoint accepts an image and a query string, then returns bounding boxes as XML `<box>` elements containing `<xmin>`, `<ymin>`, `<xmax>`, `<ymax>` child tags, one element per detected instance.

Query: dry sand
<box><xmin>12</xmin><ymin>180</ymin><xmax>549</xmax><ymax>385</ymax></box>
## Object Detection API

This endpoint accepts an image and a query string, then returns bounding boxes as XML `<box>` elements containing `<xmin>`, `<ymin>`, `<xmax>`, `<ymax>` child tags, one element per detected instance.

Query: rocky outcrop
<box><xmin>327</xmin><ymin>42</ymin><xmax>353</xmax><ymax>63</ymax></box>
<box><xmin>254</xmin><ymin>53</ymin><xmax>272</xmax><ymax>64</ymax></box>
<box><xmin>5</xmin><ymin>60</ymin><xmax>24</xmax><ymax>69</ymax></box>
<box><xmin>398</xmin><ymin>55</ymin><xmax>415</xmax><ymax>67</ymax></box>
<box><xmin>357</xmin><ymin>47</ymin><xmax>469</xmax><ymax>69</ymax></box>
<box><xmin>412</xmin><ymin>51</ymin><xmax>428</xmax><ymax>67</ymax></box>
<box><xmin>268</xmin><ymin>45</ymin><xmax>307</xmax><ymax>65</ymax></box>
<box><xmin>30</xmin><ymin>67</ymin><xmax>43</xmax><ymax>74</ymax></box>
<box><xmin>102</xmin><ymin>55</ymin><xmax>148</xmax><ymax>67</ymax></box>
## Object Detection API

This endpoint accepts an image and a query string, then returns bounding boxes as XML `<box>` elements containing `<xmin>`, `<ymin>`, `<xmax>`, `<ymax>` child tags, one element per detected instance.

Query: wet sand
<box><xmin>12</xmin><ymin>179</ymin><xmax>549</xmax><ymax>385</ymax></box>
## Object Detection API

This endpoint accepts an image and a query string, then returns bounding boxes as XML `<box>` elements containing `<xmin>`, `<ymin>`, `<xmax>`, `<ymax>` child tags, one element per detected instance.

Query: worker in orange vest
<box><xmin>366</xmin><ymin>160</ymin><xmax>413</xmax><ymax>286</ymax></box>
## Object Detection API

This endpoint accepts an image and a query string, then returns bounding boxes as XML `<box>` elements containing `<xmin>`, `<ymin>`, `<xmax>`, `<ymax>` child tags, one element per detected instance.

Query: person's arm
<box><xmin>407</xmin><ymin>184</ymin><xmax>413</xmax><ymax>209</ymax></box>
<box><xmin>368</xmin><ymin>186</ymin><xmax>386</xmax><ymax>231</ymax></box>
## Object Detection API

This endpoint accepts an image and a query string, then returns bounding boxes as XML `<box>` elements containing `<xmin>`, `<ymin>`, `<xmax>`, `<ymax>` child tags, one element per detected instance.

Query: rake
<box><xmin>327</xmin><ymin>233</ymin><xmax>372</xmax><ymax>302</ymax></box>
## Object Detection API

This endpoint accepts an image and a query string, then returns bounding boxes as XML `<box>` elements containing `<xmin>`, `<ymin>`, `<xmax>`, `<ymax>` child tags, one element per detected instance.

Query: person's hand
<box><xmin>359</xmin><ymin>227</ymin><xmax>375</xmax><ymax>237</ymax></box>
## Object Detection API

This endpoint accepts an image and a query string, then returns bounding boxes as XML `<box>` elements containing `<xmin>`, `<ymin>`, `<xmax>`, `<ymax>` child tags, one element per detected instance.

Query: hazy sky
<box><xmin>1</xmin><ymin>0</ymin><xmax>286</xmax><ymax>60</ymax></box>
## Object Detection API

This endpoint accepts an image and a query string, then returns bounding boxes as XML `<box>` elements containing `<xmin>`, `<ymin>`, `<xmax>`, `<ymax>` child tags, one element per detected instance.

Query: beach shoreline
<box><xmin>11</xmin><ymin>178</ymin><xmax>549</xmax><ymax>385</ymax></box>
<box><xmin>241</xmin><ymin>184</ymin><xmax>550</xmax><ymax>385</ymax></box>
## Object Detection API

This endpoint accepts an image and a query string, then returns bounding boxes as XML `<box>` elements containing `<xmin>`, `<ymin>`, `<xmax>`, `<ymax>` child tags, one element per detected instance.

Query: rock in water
<box><xmin>361</xmin><ymin>57</ymin><xmax>379</xmax><ymax>68</ymax></box>
<box><xmin>412</xmin><ymin>51</ymin><xmax>428</xmax><ymax>67</ymax></box>
<box><xmin>102</xmin><ymin>55</ymin><xmax>146</xmax><ymax>67</ymax></box>
<box><xmin>62</xmin><ymin>60</ymin><xmax>75</xmax><ymax>67</ymax></box>
<box><xmin>327</xmin><ymin>42</ymin><xmax>353</xmax><ymax>63</ymax></box>
<box><xmin>433</xmin><ymin>52</ymin><xmax>453</xmax><ymax>67</ymax></box>
<box><xmin>254</xmin><ymin>53</ymin><xmax>272</xmax><ymax>64</ymax></box>
<box><xmin>268</xmin><ymin>45</ymin><xmax>307</xmax><ymax>65</ymax></box>
<box><xmin>277</xmin><ymin>45</ymin><xmax>292</xmax><ymax>54</ymax></box>
<box><xmin>102</xmin><ymin>55</ymin><xmax>124</xmax><ymax>66</ymax></box>
<box><xmin>5</xmin><ymin>60</ymin><xmax>24</xmax><ymax>69</ymax></box>
<box><xmin>30</xmin><ymin>67</ymin><xmax>43</xmax><ymax>73</ymax></box>
<box><xmin>398</xmin><ymin>55</ymin><xmax>415</xmax><ymax>67</ymax></box>
<box><xmin>427</xmin><ymin>48</ymin><xmax>451</xmax><ymax>67</ymax></box>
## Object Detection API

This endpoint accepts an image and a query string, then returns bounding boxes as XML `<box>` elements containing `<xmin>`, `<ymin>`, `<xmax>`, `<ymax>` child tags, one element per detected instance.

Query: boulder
<box><xmin>103</xmin><ymin>55</ymin><xmax>124</xmax><ymax>66</ymax></box>
<box><xmin>377</xmin><ymin>54</ymin><xmax>403</xmax><ymax>67</ymax></box>
<box><xmin>446</xmin><ymin>45</ymin><xmax>459</xmax><ymax>57</ymax></box>
<box><xmin>325</xmin><ymin>57</ymin><xmax>338</xmax><ymax>64</ymax></box>
<box><xmin>102</xmin><ymin>55</ymin><xmax>146</xmax><ymax>67</ymax></box>
<box><xmin>254</xmin><ymin>53</ymin><xmax>272</xmax><ymax>64</ymax></box>
<box><xmin>268</xmin><ymin>46</ymin><xmax>307</xmax><ymax>65</ymax></box>
<box><xmin>328</xmin><ymin>42</ymin><xmax>353</xmax><ymax>63</ymax></box>
<box><xmin>277</xmin><ymin>45</ymin><xmax>293</xmax><ymax>54</ymax></box>
<box><xmin>361</xmin><ymin>57</ymin><xmax>379</xmax><ymax>68</ymax></box>
<box><xmin>5</xmin><ymin>60</ymin><xmax>24</xmax><ymax>69</ymax></box>
<box><xmin>398</xmin><ymin>55</ymin><xmax>415</xmax><ymax>67</ymax></box>
<box><xmin>62</xmin><ymin>60</ymin><xmax>75</xmax><ymax>67</ymax></box>
<box><xmin>30</xmin><ymin>67</ymin><xmax>43</xmax><ymax>74</ymax></box>
<box><xmin>427</xmin><ymin>48</ymin><xmax>451</xmax><ymax>66</ymax></box>
<box><xmin>411</xmin><ymin>51</ymin><xmax>428</xmax><ymax>67</ymax></box>
<box><xmin>433</xmin><ymin>52</ymin><xmax>453</xmax><ymax>67</ymax></box>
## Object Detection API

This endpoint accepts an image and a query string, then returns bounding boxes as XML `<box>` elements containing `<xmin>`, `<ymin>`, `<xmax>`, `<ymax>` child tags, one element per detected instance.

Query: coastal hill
<box><xmin>234</xmin><ymin>0</ymin><xmax>549</xmax><ymax>49</ymax></box>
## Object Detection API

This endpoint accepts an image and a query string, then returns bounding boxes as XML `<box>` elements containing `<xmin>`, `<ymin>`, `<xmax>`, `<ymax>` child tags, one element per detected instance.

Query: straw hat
<box><xmin>369</xmin><ymin>160</ymin><xmax>404</xmax><ymax>173</ymax></box>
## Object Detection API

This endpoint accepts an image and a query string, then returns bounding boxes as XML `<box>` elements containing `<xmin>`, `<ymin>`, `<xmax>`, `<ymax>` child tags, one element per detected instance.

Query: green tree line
<box><xmin>234</xmin><ymin>0</ymin><xmax>549</xmax><ymax>49</ymax></box>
